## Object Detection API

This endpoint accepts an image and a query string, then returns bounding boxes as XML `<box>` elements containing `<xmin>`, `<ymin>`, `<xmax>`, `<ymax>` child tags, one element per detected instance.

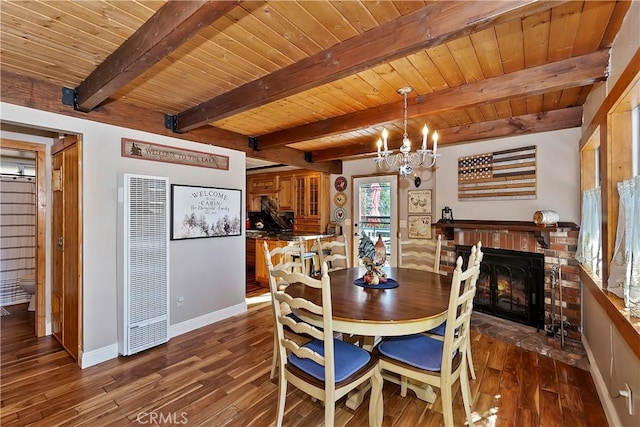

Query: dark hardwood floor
<box><xmin>1</xmin><ymin>294</ymin><xmax>608</xmax><ymax>426</ymax></box>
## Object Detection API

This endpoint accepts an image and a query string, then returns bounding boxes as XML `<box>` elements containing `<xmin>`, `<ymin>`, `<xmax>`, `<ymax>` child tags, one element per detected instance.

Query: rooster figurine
<box><xmin>358</xmin><ymin>234</ymin><xmax>387</xmax><ymax>284</ymax></box>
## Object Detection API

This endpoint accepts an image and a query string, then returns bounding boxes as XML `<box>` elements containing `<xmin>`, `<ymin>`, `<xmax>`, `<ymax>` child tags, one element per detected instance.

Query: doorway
<box><xmin>352</xmin><ymin>175</ymin><xmax>398</xmax><ymax>267</ymax></box>
<box><xmin>0</xmin><ymin>139</ymin><xmax>47</xmax><ymax>337</ymax></box>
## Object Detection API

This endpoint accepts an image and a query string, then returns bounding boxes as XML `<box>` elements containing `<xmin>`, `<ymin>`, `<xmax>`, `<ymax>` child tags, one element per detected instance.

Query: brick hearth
<box><xmin>437</xmin><ymin>224</ymin><xmax>581</xmax><ymax>341</ymax></box>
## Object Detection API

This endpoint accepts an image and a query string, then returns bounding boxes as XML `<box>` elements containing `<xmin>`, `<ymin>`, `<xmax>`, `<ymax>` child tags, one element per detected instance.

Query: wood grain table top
<box><xmin>285</xmin><ymin>267</ymin><xmax>452</xmax><ymax>336</ymax></box>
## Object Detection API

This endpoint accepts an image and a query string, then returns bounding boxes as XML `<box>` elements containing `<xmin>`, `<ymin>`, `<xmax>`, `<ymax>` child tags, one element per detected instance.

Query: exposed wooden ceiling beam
<box><xmin>73</xmin><ymin>0</ymin><xmax>241</xmax><ymax>112</ymax></box>
<box><xmin>259</xmin><ymin>50</ymin><xmax>609</xmax><ymax>150</ymax></box>
<box><xmin>173</xmin><ymin>0</ymin><xmax>560</xmax><ymax>132</ymax></box>
<box><xmin>1</xmin><ymin>70</ymin><xmax>341</xmax><ymax>174</ymax></box>
<box><xmin>311</xmin><ymin>106</ymin><xmax>584</xmax><ymax>162</ymax></box>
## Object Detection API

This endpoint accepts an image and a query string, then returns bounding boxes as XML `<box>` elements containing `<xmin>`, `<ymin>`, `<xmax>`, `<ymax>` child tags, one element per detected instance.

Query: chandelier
<box><xmin>375</xmin><ymin>86</ymin><xmax>440</xmax><ymax>177</ymax></box>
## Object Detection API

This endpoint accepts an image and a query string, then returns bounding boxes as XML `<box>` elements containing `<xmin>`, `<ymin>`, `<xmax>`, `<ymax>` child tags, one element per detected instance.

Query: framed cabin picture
<box><xmin>171</xmin><ymin>184</ymin><xmax>242</xmax><ymax>240</ymax></box>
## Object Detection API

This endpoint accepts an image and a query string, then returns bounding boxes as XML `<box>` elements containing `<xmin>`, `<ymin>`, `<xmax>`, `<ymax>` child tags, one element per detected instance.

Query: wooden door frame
<box><xmin>1</xmin><ymin>138</ymin><xmax>47</xmax><ymax>337</ymax></box>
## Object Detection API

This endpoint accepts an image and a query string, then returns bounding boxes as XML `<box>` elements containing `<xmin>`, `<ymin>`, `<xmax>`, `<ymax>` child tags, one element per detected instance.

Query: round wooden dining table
<box><xmin>285</xmin><ymin>266</ymin><xmax>452</xmax><ymax>407</ymax></box>
<box><xmin>285</xmin><ymin>266</ymin><xmax>452</xmax><ymax>338</ymax></box>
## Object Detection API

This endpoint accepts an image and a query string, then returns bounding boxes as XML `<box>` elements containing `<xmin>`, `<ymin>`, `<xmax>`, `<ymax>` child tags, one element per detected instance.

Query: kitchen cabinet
<box><xmin>248</xmin><ymin>174</ymin><xmax>279</xmax><ymax>193</ymax></box>
<box><xmin>246</xmin><ymin>170</ymin><xmax>329</xmax><ymax>233</ymax></box>
<box><xmin>278</xmin><ymin>175</ymin><xmax>294</xmax><ymax>211</ymax></box>
<box><xmin>246</xmin><ymin>237</ymin><xmax>256</xmax><ymax>270</ymax></box>
<box><xmin>255</xmin><ymin>238</ymin><xmax>290</xmax><ymax>285</ymax></box>
<box><xmin>294</xmin><ymin>172</ymin><xmax>328</xmax><ymax>233</ymax></box>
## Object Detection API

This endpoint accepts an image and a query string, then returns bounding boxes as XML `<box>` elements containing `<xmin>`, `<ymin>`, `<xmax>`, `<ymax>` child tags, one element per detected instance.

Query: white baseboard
<box><xmin>582</xmin><ymin>336</ymin><xmax>623</xmax><ymax>427</ymax></box>
<box><xmin>80</xmin><ymin>343</ymin><xmax>118</xmax><ymax>369</ymax></box>
<box><xmin>78</xmin><ymin>303</ymin><xmax>246</xmax><ymax>369</ymax></box>
<box><xmin>170</xmin><ymin>302</ymin><xmax>247</xmax><ymax>338</ymax></box>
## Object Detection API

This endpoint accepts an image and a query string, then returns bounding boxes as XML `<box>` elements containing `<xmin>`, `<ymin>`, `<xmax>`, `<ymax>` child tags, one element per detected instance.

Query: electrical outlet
<box><xmin>177</xmin><ymin>296</ymin><xmax>184</xmax><ymax>307</ymax></box>
<box><xmin>620</xmin><ymin>383</ymin><xmax>633</xmax><ymax>415</ymax></box>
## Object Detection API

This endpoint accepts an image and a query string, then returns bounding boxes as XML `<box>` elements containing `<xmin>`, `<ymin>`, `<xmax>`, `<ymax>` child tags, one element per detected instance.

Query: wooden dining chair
<box><xmin>398</xmin><ymin>233</ymin><xmax>442</xmax><ymax>273</ymax></box>
<box><xmin>264</xmin><ymin>240</ymin><xmax>308</xmax><ymax>380</ymax></box>
<box><xmin>315</xmin><ymin>235</ymin><xmax>350</xmax><ymax>272</ymax></box>
<box><xmin>425</xmin><ymin>241</ymin><xmax>483</xmax><ymax>380</ymax></box>
<box><xmin>375</xmin><ymin>244</ymin><xmax>482</xmax><ymax>427</ymax></box>
<box><xmin>269</xmin><ymin>262</ymin><xmax>383</xmax><ymax>427</ymax></box>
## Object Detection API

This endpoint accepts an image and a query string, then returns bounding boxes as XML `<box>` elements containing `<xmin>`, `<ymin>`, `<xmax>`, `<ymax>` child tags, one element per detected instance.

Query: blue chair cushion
<box><xmin>288</xmin><ymin>338</ymin><xmax>370</xmax><ymax>382</ymax></box>
<box><xmin>379</xmin><ymin>334</ymin><xmax>454</xmax><ymax>372</ymax></box>
<box><xmin>428</xmin><ymin>321</ymin><xmax>447</xmax><ymax>336</ymax></box>
<box><xmin>286</xmin><ymin>312</ymin><xmax>304</xmax><ymax>323</ymax></box>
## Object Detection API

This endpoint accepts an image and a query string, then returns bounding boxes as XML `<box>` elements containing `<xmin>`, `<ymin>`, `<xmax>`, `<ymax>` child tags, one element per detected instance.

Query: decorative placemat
<box><xmin>353</xmin><ymin>278</ymin><xmax>399</xmax><ymax>289</ymax></box>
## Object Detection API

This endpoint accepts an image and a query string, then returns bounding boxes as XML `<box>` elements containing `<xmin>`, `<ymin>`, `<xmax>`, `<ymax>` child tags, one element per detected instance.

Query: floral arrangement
<box><xmin>358</xmin><ymin>234</ymin><xmax>387</xmax><ymax>285</ymax></box>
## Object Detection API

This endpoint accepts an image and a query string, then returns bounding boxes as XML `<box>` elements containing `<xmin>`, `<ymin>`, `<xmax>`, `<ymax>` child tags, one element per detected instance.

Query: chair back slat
<box><xmin>268</xmin><ymin>261</ymin><xmax>335</xmax><ymax>382</ymax></box>
<box><xmin>441</xmin><ymin>244</ymin><xmax>482</xmax><ymax>374</ymax></box>
<box><xmin>399</xmin><ymin>234</ymin><xmax>442</xmax><ymax>273</ymax></box>
<box><xmin>315</xmin><ymin>235</ymin><xmax>350</xmax><ymax>271</ymax></box>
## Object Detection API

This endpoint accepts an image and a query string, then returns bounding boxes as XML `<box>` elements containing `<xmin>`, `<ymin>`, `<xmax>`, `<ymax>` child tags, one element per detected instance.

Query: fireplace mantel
<box><xmin>435</xmin><ymin>219</ymin><xmax>579</xmax><ymax>248</ymax></box>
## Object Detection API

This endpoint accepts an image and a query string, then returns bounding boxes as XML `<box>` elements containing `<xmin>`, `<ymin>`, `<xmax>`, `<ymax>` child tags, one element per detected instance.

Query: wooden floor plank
<box><xmin>1</xmin><ymin>297</ymin><xmax>608</xmax><ymax>426</ymax></box>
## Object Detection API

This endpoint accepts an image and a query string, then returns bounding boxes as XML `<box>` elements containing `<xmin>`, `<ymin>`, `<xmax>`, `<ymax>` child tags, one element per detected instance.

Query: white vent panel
<box><xmin>118</xmin><ymin>174</ymin><xmax>170</xmax><ymax>356</ymax></box>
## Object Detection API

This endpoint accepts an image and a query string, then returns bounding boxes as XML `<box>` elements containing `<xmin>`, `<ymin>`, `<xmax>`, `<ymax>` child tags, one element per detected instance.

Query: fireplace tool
<box><xmin>545</xmin><ymin>260</ymin><xmax>566</xmax><ymax>349</ymax></box>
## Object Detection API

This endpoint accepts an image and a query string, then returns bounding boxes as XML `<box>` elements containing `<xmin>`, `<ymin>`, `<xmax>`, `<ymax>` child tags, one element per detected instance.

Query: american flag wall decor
<box><xmin>458</xmin><ymin>145</ymin><xmax>537</xmax><ymax>200</ymax></box>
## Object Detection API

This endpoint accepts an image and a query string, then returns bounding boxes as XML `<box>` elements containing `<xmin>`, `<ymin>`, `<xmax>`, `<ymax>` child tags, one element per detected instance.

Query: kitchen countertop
<box><xmin>246</xmin><ymin>230</ymin><xmax>336</xmax><ymax>241</ymax></box>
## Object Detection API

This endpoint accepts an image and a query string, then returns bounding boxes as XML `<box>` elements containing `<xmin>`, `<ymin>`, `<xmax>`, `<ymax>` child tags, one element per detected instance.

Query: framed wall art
<box><xmin>171</xmin><ymin>185</ymin><xmax>242</xmax><ymax>240</ymax></box>
<box><xmin>407</xmin><ymin>215</ymin><xmax>432</xmax><ymax>239</ymax></box>
<box><xmin>408</xmin><ymin>189</ymin><xmax>432</xmax><ymax>214</ymax></box>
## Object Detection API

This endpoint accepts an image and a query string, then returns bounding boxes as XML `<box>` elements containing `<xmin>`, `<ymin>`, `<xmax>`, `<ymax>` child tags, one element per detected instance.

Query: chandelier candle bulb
<box><xmin>422</xmin><ymin>125</ymin><xmax>428</xmax><ymax>150</ymax></box>
<box><xmin>377</xmin><ymin>138</ymin><xmax>382</xmax><ymax>155</ymax></box>
<box><xmin>433</xmin><ymin>131</ymin><xmax>438</xmax><ymax>153</ymax></box>
<box><xmin>382</xmin><ymin>128</ymin><xmax>389</xmax><ymax>152</ymax></box>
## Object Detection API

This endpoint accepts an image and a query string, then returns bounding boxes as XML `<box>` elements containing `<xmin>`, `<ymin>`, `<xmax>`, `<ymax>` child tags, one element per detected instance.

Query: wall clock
<box><xmin>334</xmin><ymin>192</ymin><xmax>347</xmax><ymax>207</ymax></box>
<box><xmin>334</xmin><ymin>176</ymin><xmax>347</xmax><ymax>192</ymax></box>
<box><xmin>333</xmin><ymin>207</ymin><xmax>346</xmax><ymax>222</ymax></box>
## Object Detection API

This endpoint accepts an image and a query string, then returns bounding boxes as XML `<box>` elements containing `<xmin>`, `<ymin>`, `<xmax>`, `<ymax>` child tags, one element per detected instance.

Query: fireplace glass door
<box><xmin>458</xmin><ymin>246</ymin><xmax>544</xmax><ymax>328</ymax></box>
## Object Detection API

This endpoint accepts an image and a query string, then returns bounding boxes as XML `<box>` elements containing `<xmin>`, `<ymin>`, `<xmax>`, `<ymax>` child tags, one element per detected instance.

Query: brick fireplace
<box><xmin>436</xmin><ymin>220</ymin><xmax>581</xmax><ymax>341</ymax></box>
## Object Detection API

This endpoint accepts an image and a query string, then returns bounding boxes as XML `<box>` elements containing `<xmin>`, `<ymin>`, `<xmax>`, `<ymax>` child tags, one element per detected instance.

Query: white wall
<box><xmin>1</xmin><ymin>103</ymin><xmax>247</xmax><ymax>367</ymax></box>
<box><xmin>333</xmin><ymin>128</ymin><xmax>581</xmax><ymax>249</ymax></box>
<box><xmin>435</xmin><ymin>128</ymin><xmax>581</xmax><ymax>224</ymax></box>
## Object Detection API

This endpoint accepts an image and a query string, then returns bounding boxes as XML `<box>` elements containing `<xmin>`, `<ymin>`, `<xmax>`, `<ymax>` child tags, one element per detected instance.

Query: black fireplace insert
<box><xmin>456</xmin><ymin>245</ymin><xmax>545</xmax><ymax>329</ymax></box>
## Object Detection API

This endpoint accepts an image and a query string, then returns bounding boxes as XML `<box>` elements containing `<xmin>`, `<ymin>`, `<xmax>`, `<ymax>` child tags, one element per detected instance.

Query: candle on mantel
<box><xmin>382</xmin><ymin>128</ymin><xmax>389</xmax><ymax>152</ymax></box>
<box><xmin>433</xmin><ymin>131</ymin><xmax>438</xmax><ymax>153</ymax></box>
<box><xmin>422</xmin><ymin>125</ymin><xmax>428</xmax><ymax>150</ymax></box>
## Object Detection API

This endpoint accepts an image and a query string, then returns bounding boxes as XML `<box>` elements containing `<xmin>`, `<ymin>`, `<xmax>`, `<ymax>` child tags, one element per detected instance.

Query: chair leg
<box><xmin>324</xmin><ymin>395</ymin><xmax>336</xmax><ymax>426</ymax></box>
<box><xmin>467</xmin><ymin>333</ymin><xmax>476</xmax><ymax>380</ymax></box>
<box><xmin>400</xmin><ymin>375</ymin><xmax>408</xmax><ymax>397</ymax></box>
<box><xmin>276</xmin><ymin>374</ymin><xmax>287</xmax><ymax>427</ymax></box>
<box><xmin>460</xmin><ymin>364</ymin><xmax>474</xmax><ymax>426</ymax></box>
<box><xmin>441</xmin><ymin>383</ymin><xmax>454</xmax><ymax>427</ymax></box>
<box><xmin>270</xmin><ymin>331</ymin><xmax>278</xmax><ymax>380</ymax></box>
<box><xmin>369</xmin><ymin>368</ymin><xmax>383</xmax><ymax>427</ymax></box>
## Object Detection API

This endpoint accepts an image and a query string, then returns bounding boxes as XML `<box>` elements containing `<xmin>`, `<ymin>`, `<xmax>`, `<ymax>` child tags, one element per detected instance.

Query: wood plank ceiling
<box><xmin>0</xmin><ymin>1</ymin><xmax>630</xmax><ymax>171</ymax></box>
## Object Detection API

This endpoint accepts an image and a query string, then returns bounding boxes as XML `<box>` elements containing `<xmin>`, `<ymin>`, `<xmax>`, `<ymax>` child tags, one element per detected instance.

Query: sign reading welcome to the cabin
<box><xmin>121</xmin><ymin>138</ymin><xmax>229</xmax><ymax>170</ymax></box>
<box><xmin>458</xmin><ymin>145</ymin><xmax>537</xmax><ymax>200</ymax></box>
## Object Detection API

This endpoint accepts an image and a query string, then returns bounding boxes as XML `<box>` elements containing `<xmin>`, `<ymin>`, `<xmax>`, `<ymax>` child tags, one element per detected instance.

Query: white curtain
<box><xmin>608</xmin><ymin>176</ymin><xmax>640</xmax><ymax>315</ymax></box>
<box><xmin>0</xmin><ymin>176</ymin><xmax>35</xmax><ymax>306</ymax></box>
<box><xmin>575</xmin><ymin>187</ymin><xmax>602</xmax><ymax>278</ymax></box>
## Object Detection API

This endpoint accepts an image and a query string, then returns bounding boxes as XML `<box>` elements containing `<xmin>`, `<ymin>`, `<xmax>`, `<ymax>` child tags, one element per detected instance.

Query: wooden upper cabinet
<box><xmin>279</xmin><ymin>175</ymin><xmax>294</xmax><ymax>211</ymax></box>
<box><xmin>293</xmin><ymin>172</ymin><xmax>329</xmax><ymax>233</ymax></box>
<box><xmin>248</xmin><ymin>174</ymin><xmax>279</xmax><ymax>192</ymax></box>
